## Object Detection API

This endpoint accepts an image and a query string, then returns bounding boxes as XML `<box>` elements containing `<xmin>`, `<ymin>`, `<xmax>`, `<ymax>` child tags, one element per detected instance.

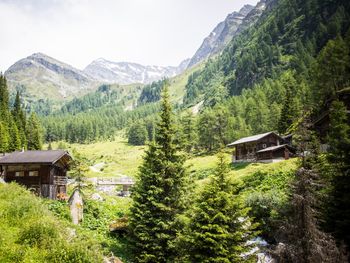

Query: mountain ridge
<box><xmin>5</xmin><ymin>52</ymin><xmax>98</xmax><ymax>100</ymax></box>
<box><xmin>187</xmin><ymin>0</ymin><xmax>270</xmax><ymax>69</ymax></box>
<box><xmin>83</xmin><ymin>58</ymin><xmax>190</xmax><ymax>85</ymax></box>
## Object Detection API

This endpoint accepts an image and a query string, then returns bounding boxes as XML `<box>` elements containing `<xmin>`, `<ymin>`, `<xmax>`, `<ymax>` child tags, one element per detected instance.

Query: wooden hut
<box><xmin>0</xmin><ymin>150</ymin><xmax>72</xmax><ymax>199</ymax></box>
<box><xmin>227</xmin><ymin>131</ymin><xmax>295</xmax><ymax>163</ymax></box>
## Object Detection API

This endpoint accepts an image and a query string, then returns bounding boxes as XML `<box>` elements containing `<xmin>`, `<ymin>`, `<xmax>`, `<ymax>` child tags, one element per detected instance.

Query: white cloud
<box><xmin>0</xmin><ymin>0</ymin><xmax>258</xmax><ymax>71</ymax></box>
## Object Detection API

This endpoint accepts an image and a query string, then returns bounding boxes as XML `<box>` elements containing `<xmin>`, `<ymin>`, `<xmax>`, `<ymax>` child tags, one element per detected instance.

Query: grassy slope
<box><xmin>0</xmin><ymin>183</ymin><xmax>104</xmax><ymax>262</ymax></box>
<box><xmin>168</xmin><ymin>62</ymin><xmax>204</xmax><ymax>103</ymax></box>
<box><xmin>51</xmin><ymin>134</ymin><xmax>298</xmax><ymax>183</ymax></box>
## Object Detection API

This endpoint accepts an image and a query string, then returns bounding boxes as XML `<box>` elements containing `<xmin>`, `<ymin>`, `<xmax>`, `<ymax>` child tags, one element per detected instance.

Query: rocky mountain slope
<box><xmin>187</xmin><ymin>0</ymin><xmax>269</xmax><ymax>69</ymax></box>
<box><xmin>5</xmin><ymin>53</ymin><xmax>98</xmax><ymax>100</ymax></box>
<box><xmin>83</xmin><ymin>58</ymin><xmax>190</xmax><ymax>84</ymax></box>
<box><xmin>4</xmin><ymin>1</ymin><xmax>266</xmax><ymax>100</ymax></box>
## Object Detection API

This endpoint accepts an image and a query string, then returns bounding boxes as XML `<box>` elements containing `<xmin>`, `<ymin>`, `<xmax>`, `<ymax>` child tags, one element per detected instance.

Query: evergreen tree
<box><xmin>129</xmin><ymin>86</ymin><xmax>187</xmax><ymax>262</ymax></box>
<box><xmin>128</xmin><ymin>122</ymin><xmax>148</xmax><ymax>145</ymax></box>
<box><xmin>181</xmin><ymin>111</ymin><xmax>197</xmax><ymax>152</ymax></box>
<box><xmin>274</xmin><ymin>168</ymin><xmax>344</xmax><ymax>263</ymax></box>
<box><xmin>27</xmin><ymin>113</ymin><xmax>43</xmax><ymax>150</ymax></box>
<box><xmin>7</xmin><ymin>117</ymin><xmax>21</xmax><ymax>151</ymax></box>
<box><xmin>0</xmin><ymin>74</ymin><xmax>9</xmax><ymax>119</ymax></box>
<box><xmin>325</xmin><ymin>100</ymin><xmax>350</xmax><ymax>248</ymax></box>
<box><xmin>47</xmin><ymin>142</ymin><xmax>53</xmax><ymax>150</ymax></box>
<box><xmin>0</xmin><ymin>121</ymin><xmax>9</xmax><ymax>153</ymax></box>
<box><xmin>278</xmin><ymin>87</ymin><xmax>294</xmax><ymax>134</ymax></box>
<box><xmin>314</xmin><ymin>36</ymin><xmax>350</xmax><ymax>103</ymax></box>
<box><xmin>182</xmin><ymin>153</ymin><xmax>256</xmax><ymax>262</ymax></box>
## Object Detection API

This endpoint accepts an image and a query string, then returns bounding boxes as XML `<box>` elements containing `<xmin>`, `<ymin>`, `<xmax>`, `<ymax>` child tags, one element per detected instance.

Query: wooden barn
<box><xmin>0</xmin><ymin>150</ymin><xmax>72</xmax><ymax>199</ymax></box>
<box><xmin>227</xmin><ymin>131</ymin><xmax>295</xmax><ymax>163</ymax></box>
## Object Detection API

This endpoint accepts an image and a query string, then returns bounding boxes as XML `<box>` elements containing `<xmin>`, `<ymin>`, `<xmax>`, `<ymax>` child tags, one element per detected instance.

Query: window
<box><xmin>262</xmin><ymin>144</ymin><xmax>267</xmax><ymax>148</ymax></box>
<box><xmin>15</xmin><ymin>171</ymin><xmax>24</xmax><ymax>177</ymax></box>
<box><xmin>29</xmin><ymin>171</ymin><xmax>39</xmax><ymax>177</ymax></box>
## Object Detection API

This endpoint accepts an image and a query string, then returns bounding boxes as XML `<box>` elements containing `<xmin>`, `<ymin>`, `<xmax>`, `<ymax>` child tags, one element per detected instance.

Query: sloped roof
<box><xmin>256</xmin><ymin>144</ymin><xmax>293</xmax><ymax>153</ymax></box>
<box><xmin>227</xmin><ymin>132</ymin><xmax>279</xmax><ymax>147</ymax></box>
<box><xmin>0</xmin><ymin>150</ymin><xmax>71</xmax><ymax>165</ymax></box>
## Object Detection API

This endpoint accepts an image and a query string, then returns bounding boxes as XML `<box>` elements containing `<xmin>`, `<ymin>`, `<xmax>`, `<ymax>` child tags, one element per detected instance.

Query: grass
<box><xmin>229</xmin><ymin>158</ymin><xmax>298</xmax><ymax>180</ymax></box>
<box><xmin>0</xmin><ymin>183</ymin><xmax>104</xmax><ymax>262</ymax></box>
<box><xmin>51</xmin><ymin>134</ymin><xmax>145</xmax><ymax>178</ymax></box>
<box><xmin>168</xmin><ymin>62</ymin><xmax>205</xmax><ymax>103</ymax></box>
<box><xmin>50</xmin><ymin>135</ymin><xmax>298</xmax><ymax>183</ymax></box>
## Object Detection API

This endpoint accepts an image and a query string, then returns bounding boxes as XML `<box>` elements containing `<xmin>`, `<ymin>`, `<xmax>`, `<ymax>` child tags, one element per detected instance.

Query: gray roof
<box><xmin>256</xmin><ymin>144</ymin><xmax>291</xmax><ymax>153</ymax></box>
<box><xmin>0</xmin><ymin>150</ymin><xmax>71</xmax><ymax>165</ymax></box>
<box><xmin>227</xmin><ymin>132</ymin><xmax>279</xmax><ymax>147</ymax></box>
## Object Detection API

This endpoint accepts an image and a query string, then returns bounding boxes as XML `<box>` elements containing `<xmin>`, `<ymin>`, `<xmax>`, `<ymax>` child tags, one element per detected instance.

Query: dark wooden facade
<box><xmin>227</xmin><ymin>132</ymin><xmax>294</xmax><ymax>162</ymax></box>
<box><xmin>256</xmin><ymin>145</ymin><xmax>294</xmax><ymax>161</ymax></box>
<box><xmin>0</xmin><ymin>150</ymin><xmax>71</xmax><ymax>199</ymax></box>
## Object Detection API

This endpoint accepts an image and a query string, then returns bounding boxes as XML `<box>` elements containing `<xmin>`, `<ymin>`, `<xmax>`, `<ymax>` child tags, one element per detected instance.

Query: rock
<box><xmin>68</xmin><ymin>189</ymin><xmax>84</xmax><ymax>225</ymax></box>
<box><xmin>91</xmin><ymin>193</ymin><xmax>104</xmax><ymax>201</ymax></box>
<box><xmin>103</xmin><ymin>255</ymin><xmax>123</xmax><ymax>263</ymax></box>
<box><xmin>187</xmin><ymin>4</ymin><xmax>254</xmax><ymax>68</ymax></box>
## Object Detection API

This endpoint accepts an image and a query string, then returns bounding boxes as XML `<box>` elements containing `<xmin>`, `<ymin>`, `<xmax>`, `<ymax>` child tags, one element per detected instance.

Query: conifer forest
<box><xmin>0</xmin><ymin>0</ymin><xmax>350</xmax><ymax>262</ymax></box>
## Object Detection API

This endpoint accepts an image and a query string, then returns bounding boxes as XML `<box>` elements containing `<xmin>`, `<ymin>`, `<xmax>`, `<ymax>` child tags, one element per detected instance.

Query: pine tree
<box><xmin>325</xmin><ymin>100</ymin><xmax>350</xmax><ymax>249</ymax></box>
<box><xmin>128</xmin><ymin>86</ymin><xmax>187</xmax><ymax>263</ymax></box>
<box><xmin>0</xmin><ymin>74</ymin><xmax>10</xmax><ymax>119</ymax></box>
<box><xmin>27</xmin><ymin>113</ymin><xmax>43</xmax><ymax>150</ymax></box>
<box><xmin>314</xmin><ymin>36</ymin><xmax>350</xmax><ymax>103</ymax></box>
<box><xmin>274</xmin><ymin>112</ymin><xmax>345</xmax><ymax>262</ymax></box>
<box><xmin>128</xmin><ymin>122</ymin><xmax>148</xmax><ymax>145</ymax></box>
<box><xmin>182</xmin><ymin>153</ymin><xmax>256</xmax><ymax>262</ymax></box>
<box><xmin>7</xmin><ymin>117</ymin><xmax>21</xmax><ymax>151</ymax></box>
<box><xmin>274</xmin><ymin>168</ymin><xmax>344</xmax><ymax>263</ymax></box>
<box><xmin>14</xmin><ymin>99</ymin><xmax>28</xmax><ymax>150</ymax></box>
<box><xmin>0</xmin><ymin>121</ymin><xmax>9</xmax><ymax>153</ymax></box>
<box><xmin>181</xmin><ymin>110</ymin><xmax>197</xmax><ymax>152</ymax></box>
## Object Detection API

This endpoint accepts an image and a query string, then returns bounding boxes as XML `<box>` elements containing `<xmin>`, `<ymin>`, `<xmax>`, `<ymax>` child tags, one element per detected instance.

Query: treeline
<box><xmin>44</xmin><ymin>103</ymin><xmax>160</xmax><ymax>144</ymax></box>
<box><xmin>129</xmin><ymin>89</ymin><xmax>257</xmax><ymax>262</ymax></box>
<box><xmin>60</xmin><ymin>85</ymin><xmax>120</xmax><ymax>115</ymax></box>
<box><xmin>0</xmin><ymin>74</ymin><xmax>42</xmax><ymax>152</ymax></box>
<box><xmin>137</xmin><ymin>78</ymin><xmax>168</xmax><ymax>105</ymax></box>
<box><xmin>184</xmin><ymin>0</ymin><xmax>350</xmax><ymax>105</ymax></box>
<box><xmin>128</xmin><ymin>84</ymin><xmax>350</xmax><ymax>262</ymax></box>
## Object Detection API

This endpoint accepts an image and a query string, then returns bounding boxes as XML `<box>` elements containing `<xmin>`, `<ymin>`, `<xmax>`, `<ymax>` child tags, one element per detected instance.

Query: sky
<box><xmin>0</xmin><ymin>0</ymin><xmax>258</xmax><ymax>71</ymax></box>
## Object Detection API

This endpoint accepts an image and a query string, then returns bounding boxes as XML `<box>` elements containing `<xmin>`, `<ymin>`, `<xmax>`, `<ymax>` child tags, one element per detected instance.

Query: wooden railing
<box><xmin>97</xmin><ymin>177</ymin><xmax>134</xmax><ymax>186</ymax></box>
<box><xmin>54</xmin><ymin>176</ymin><xmax>68</xmax><ymax>185</ymax></box>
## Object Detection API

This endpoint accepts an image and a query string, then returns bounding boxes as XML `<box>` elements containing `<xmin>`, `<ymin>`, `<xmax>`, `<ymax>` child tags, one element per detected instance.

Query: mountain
<box><xmin>83</xmin><ymin>58</ymin><xmax>190</xmax><ymax>85</ymax></box>
<box><xmin>187</xmin><ymin>4</ymin><xmax>254</xmax><ymax>69</ymax></box>
<box><xmin>187</xmin><ymin>0</ymin><xmax>273</xmax><ymax>69</ymax></box>
<box><xmin>5</xmin><ymin>53</ymin><xmax>98</xmax><ymax>100</ymax></box>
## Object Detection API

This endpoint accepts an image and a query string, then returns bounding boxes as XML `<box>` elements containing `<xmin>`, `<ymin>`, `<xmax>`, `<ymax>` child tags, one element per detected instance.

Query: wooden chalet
<box><xmin>0</xmin><ymin>150</ymin><xmax>72</xmax><ymax>199</ymax></box>
<box><xmin>227</xmin><ymin>131</ymin><xmax>295</xmax><ymax>163</ymax></box>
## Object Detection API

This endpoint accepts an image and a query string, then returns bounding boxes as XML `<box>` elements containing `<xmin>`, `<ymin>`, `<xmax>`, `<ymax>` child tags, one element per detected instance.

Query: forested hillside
<box><xmin>1</xmin><ymin>0</ymin><xmax>350</xmax><ymax>261</ymax></box>
<box><xmin>0</xmin><ymin>74</ymin><xmax>42</xmax><ymax>152</ymax></box>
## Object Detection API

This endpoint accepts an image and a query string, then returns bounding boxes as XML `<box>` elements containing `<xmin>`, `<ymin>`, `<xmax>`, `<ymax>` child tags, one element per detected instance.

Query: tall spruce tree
<box><xmin>325</xmin><ymin>100</ymin><xmax>350</xmax><ymax>249</ymax></box>
<box><xmin>27</xmin><ymin>113</ymin><xmax>42</xmax><ymax>150</ymax></box>
<box><xmin>129</xmin><ymin>86</ymin><xmax>187</xmax><ymax>263</ymax></box>
<box><xmin>12</xmin><ymin>91</ymin><xmax>27</xmax><ymax>148</ymax></box>
<box><xmin>0</xmin><ymin>121</ymin><xmax>9</xmax><ymax>153</ymax></box>
<box><xmin>181</xmin><ymin>110</ymin><xmax>197</xmax><ymax>152</ymax></box>
<box><xmin>7</xmin><ymin>117</ymin><xmax>21</xmax><ymax>151</ymax></box>
<box><xmin>182</xmin><ymin>153</ymin><xmax>256</xmax><ymax>262</ymax></box>
<box><xmin>0</xmin><ymin>74</ymin><xmax>9</xmax><ymax>120</ymax></box>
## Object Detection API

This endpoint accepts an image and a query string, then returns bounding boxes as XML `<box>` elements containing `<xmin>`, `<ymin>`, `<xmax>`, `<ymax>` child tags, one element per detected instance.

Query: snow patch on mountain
<box><xmin>84</xmin><ymin>58</ymin><xmax>190</xmax><ymax>85</ymax></box>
